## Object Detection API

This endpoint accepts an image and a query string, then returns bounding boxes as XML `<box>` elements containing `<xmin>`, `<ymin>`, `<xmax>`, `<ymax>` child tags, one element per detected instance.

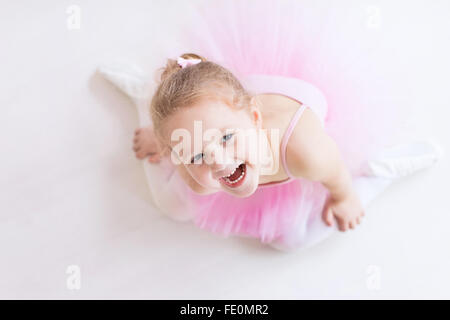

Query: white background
<box><xmin>1</xmin><ymin>0</ymin><xmax>449</xmax><ymax>299</ymax></box>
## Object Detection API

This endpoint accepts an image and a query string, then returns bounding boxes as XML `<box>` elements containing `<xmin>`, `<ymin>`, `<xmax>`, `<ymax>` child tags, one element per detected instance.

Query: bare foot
<box><xmin>133</xmin><ymin>126</ymin><xmax>162</xmax><ymax>163</ymax></box>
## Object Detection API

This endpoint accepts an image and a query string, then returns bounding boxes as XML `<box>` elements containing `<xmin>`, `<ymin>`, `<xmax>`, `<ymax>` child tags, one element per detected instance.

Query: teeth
<box><xmin>223</xmin><ymin>166</ymin><xmax>245</xmax><ymax>184</ymax></box>
<box><xmin>222</xmin><ymin>165</ymin><xmax>238</xmax><ymax>178</ymax></box>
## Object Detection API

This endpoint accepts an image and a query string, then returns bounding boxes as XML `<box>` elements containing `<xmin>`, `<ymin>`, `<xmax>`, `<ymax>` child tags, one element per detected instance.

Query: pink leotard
<box><xmin>258</xmin><ymin>102</ymin><xmax>308</xmax><ymax>188</ymax></box>
<box><xmin>185</xmin><ymin>74</ymin><xmax>330</xmax><ymax>245</ymax></box>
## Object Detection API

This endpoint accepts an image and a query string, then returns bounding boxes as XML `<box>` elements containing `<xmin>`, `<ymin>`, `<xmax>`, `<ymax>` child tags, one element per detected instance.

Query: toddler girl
<box><xmin>132</xmin><ymin>53</ymin><xmax>441</xmax><ymax>251</ymax></box>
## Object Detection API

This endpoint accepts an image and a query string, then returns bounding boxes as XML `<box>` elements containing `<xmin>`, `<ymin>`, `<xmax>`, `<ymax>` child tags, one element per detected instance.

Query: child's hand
<box><xmin>133</xmin><ymin>127</ymin><xmax>162</xmax><ymax>163</ymax></box>
<box><xmin>322</xmin><ymin>190</ymin><xmax>365</xmax><ymax>231</ymax></box>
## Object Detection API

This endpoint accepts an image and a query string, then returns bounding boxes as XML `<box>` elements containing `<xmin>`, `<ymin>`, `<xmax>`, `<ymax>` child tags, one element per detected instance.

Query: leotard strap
<box><xmin>281</xmin><ymin>104</ymin><xmax>307</xmax><ymax>179</ymax></box>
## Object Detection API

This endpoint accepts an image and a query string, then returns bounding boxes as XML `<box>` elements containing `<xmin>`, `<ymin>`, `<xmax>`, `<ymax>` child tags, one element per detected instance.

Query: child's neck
<box><xmin>257</xmin><ymin>120</ymin><xmax>290</xmax><ymax>185</ymax></box>
<box><xmin>254</xmin><ymin>93</ymin><xmax>302</xmax><ymax>185</ymax></box>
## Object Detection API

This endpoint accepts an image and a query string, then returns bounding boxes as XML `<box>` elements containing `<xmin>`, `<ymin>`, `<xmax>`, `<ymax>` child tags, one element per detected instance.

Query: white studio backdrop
<box><xmin>0</xmin><ymin>0</ymin><xmax>449</xmax><ymax>299</ymax></box>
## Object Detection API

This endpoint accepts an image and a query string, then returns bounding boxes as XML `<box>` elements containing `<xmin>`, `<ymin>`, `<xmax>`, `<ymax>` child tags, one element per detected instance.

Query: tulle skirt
<box><xmin>155</xmin><ymin>0</ymin><xmax>410</xmax><ymax>249</ymax></box>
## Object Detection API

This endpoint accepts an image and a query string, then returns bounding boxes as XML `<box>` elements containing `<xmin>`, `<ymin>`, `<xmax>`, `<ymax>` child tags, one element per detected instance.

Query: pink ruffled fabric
<box><xmin>164</xmin><ymin>0</ymin><xmax>407</xmax><ymax>247</ymax></box>
<box><xmin>187</xmin><ymin>176</ymin><xmax>329</xmax><ymax>245</ymax></box>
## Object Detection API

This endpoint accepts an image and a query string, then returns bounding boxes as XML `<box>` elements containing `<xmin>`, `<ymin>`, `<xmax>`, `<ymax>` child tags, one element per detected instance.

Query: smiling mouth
<box><xmin>220</xmin><ymin>163</ymin><xmax>247</xmax><ymax>188</ymax></box>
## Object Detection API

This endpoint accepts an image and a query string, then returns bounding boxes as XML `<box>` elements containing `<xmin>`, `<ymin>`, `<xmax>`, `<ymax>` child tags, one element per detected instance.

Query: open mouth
<box><xmin>219</xmin><ymin>163</ymin><xmax>247</xmax><ymax>188</ymax></box>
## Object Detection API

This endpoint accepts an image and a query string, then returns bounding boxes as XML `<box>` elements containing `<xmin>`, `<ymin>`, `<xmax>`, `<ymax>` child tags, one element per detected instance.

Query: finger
<box><xmin>356</xmin><ymin>216</ymin><xmax>361</xmax><ymax>224</ymax></box>
<box><xmin>349</xmin><ymin>220</ymin><xmax>355</xmax><ymax>229</ymax></box>
<box><xmin>133</xmin><ymin>137</ymin><xmax>139</xmax><ymax>143</ymax></box>
<box><xmin>361</xmin><ymin>210</ymin><xmax>365</xmax><ymax>217</ymax></box>
<box><xmin>338</xmin><ymin>219</ymin><xmax>347</xmax><ymax>232</ymax></box>
<box><xmin>133</xmin><ymin>146</ymin><xmax>140</xmax><ymax>152</ymax></box>
<box><xmin>135</xmin><ymin>128</ymin><xmax>141</xmax><ymax>135</ymax></box>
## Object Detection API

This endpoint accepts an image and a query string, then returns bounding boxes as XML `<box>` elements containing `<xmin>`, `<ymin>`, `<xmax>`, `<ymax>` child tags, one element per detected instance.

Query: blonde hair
<box><xmin>150</xmin><ymin>53</ymin><xmax>254</xmax><ymax>147</ymax></box>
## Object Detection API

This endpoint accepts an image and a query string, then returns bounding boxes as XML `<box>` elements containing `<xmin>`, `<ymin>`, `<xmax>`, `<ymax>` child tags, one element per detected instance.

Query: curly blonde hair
<box><xmin>150</xmin><ymin>53</ymin><xmax>254</xmax><ymax>147</ymax></box>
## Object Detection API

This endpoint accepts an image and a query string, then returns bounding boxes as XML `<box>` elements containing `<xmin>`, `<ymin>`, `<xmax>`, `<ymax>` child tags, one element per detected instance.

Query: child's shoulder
<box><xmin>258</xmin><ymin>93</ymin><xmax>325</xmax><ymax>179</ymax></box>
<box><xmin>285</xmin><ymin>106</ymin><xmax>333</xmax><ymax>179</ymax></box>
<box><xmin>258</xmin><ymin>93</ymin><xmax>321</xmax><ymax>141</ymax></box>
<box><xmin>257</xmin><ymin>93</ymin><xmax>302</xmax><ymax>131</ymax></box>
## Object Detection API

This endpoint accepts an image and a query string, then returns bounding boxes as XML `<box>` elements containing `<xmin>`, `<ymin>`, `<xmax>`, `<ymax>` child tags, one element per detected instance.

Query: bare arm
<box><xmin>286</xmin><ymin>107</ymin><xmax>364</xmax><ymax>231</ymax></box>
<box><xmin>286</xmin><ymin>107</ymin><xmax>353</xmax><ymax>201</ymax></box>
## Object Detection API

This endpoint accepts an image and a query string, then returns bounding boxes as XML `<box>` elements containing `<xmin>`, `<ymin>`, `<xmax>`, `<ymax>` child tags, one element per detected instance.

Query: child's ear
<box><xmin>249</xmin><ymin>96</ymin><xmax>263</xmax><ymax>128</ymax></box>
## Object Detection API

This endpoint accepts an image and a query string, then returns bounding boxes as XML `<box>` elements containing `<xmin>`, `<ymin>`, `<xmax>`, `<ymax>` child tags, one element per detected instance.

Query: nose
<box><xmin>204</xmin><ymin>143</ymin><xmax>233</xmax><ymax>177</ymax></box>
<box><xmin>203</xmin><ymin>142</ymin><xmax>222</xmax><ymax>166</ymax></box>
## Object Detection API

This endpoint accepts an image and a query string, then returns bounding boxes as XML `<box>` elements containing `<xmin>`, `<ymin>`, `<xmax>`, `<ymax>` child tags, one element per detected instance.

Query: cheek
<box><xmin>233</xmin><ymin>132</ymin><xmax>261</xmax><ymax>164</ymax></box>
<box><xmin>187</xmin><ymin>166</ymin><xmax>213</xmax><ymax>185</ymax></box>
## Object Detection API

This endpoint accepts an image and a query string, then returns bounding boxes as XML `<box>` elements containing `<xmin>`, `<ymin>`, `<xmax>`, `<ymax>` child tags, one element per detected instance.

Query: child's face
<box><xmin>163</xmin><ymin>98</ymin><xmax>269</xmax><ymax>198</ymax></box>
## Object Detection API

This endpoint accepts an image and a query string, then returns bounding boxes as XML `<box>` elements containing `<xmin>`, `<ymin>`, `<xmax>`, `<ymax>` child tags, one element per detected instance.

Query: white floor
<box><xmin>1</xmin><ymin>0</ymin><xmax>449</xmax><ymax>299</ymax></box>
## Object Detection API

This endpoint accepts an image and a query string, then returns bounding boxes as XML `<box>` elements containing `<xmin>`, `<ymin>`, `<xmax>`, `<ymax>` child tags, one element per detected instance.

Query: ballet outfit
<box><xmin>151</xmin><ymin>0</ymin><xmax>410</xmax><ymax>250</ymax></box>
<box><xmin>182</xmin><ymin>74</ymin><xmax>336</xmax><ymax>250</ymax></box>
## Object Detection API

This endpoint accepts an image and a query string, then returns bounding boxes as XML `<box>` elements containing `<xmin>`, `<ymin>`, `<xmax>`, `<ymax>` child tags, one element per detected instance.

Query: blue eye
<box><xmin>222</xmin><ymin>133</ymin><xmax>234</xmax><ymax>143</ymax></box>
<box><xmin>190</xmin><ymin>153</ymin><xmax>203</xmax><ymax>164</ymax></box>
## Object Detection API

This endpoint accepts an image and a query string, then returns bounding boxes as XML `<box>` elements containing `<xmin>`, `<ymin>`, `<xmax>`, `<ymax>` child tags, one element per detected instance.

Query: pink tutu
<box><xmin>157</xmin><ymin>0</ymin><xmax>409</xmax><ymax>249</ymax></box>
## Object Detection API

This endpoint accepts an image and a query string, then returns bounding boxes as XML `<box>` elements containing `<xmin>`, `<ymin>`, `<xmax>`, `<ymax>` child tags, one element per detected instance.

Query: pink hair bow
<box><xmin>177</xmin><ymin>56</ymin><xmax>202</xmax><ymax>68</ymax></box>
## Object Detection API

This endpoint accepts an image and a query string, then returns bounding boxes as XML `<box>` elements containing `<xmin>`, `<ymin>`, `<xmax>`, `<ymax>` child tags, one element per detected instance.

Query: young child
<box><xmin>132</xmin><ymin>53</ymin><xmax>442</xmax><ymax>251</ymax></box>
<box><xmin>125</xmin><ymin>0</ymin><xmax>445</xmax><ymax>251</ymax></box>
